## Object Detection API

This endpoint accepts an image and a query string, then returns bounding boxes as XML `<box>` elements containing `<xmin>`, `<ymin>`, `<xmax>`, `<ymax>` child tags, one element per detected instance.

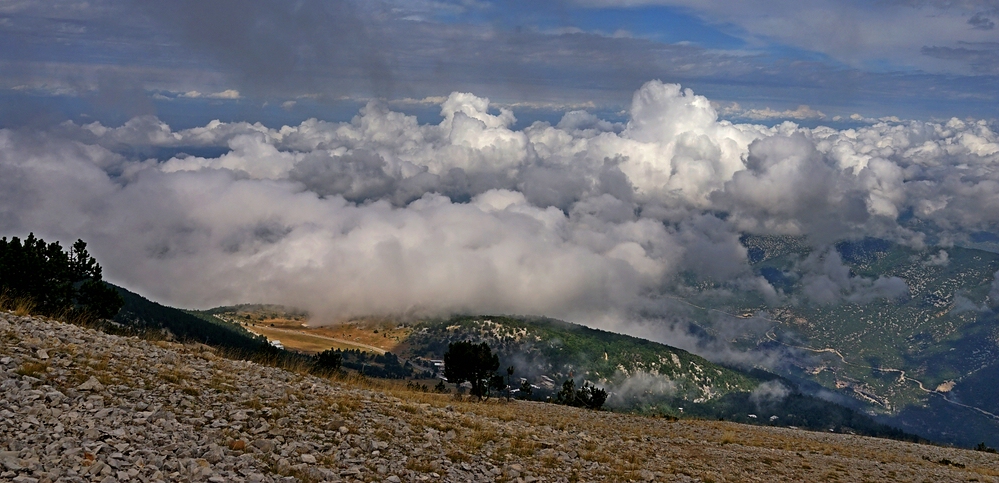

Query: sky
<box><xmin>2</xmin><ymin>0</ymin><xmax>999</xmax><ymax>365</ymax></box>
<box><xmin>2</xmin><ymin>0</ymin><xmax>999</xmax><ymax>126</ymax></box>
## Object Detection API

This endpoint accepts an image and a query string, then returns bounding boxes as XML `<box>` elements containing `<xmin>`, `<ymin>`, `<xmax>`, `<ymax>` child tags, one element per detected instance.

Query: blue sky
<box><xmin>1</xmin><ymin>0</ymin><xmax>998</xmax><ymax>127</ymax></box>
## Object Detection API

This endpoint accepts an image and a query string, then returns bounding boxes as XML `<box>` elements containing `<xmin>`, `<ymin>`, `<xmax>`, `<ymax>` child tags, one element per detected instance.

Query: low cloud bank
<box><xmin>2</xmin><ymin>81</ymin><xmax>998</xmax><ymax>352</ymax></box>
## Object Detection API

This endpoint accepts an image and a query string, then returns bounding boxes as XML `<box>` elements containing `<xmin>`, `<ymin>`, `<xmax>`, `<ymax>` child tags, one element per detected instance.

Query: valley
<box><xmin>686</xmin><ymin>237</ymin><xmax>999</xmax><ymax>447</ymax></box>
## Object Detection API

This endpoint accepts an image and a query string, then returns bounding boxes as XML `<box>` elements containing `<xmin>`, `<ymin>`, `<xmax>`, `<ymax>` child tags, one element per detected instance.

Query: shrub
<box><xmin>554</xmin><ymin>379</ymin><xmax>608</xmax><ymax>410</ymax></box>
<box><xmin>975</xmin><ymin>442</ymin><xmax>997</xmax><ymax>453</ymax></box>
<box><xmin>311</xmin><ymin>349</ymin><xmax>343</xmax><ymax>376</ymax></box>
<box><xmin>434</xmin><ymin>379</ymin><xmax>451</xmax><ymax>394</ymax></box>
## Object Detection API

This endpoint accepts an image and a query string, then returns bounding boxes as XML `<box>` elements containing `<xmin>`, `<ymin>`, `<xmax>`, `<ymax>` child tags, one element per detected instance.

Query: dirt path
<box><xmin>245</xmin><ymin>325</ymin><xmax>388</xmax><ymax>354</ymax></box>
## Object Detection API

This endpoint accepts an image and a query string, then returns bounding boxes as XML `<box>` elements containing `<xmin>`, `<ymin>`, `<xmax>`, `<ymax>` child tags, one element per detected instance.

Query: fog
<box><xmin>2</xmin><ymin>80</ymin><xmax>998</xmax><ymax>359</ymax></box>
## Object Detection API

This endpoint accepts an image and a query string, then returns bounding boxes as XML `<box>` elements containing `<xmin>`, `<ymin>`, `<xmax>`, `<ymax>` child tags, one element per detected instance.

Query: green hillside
<box><xmin>111</xmin><ymin>285</ymin><xmax>271</xmax><ymax>353</ymax></box>
<box><xmin>680</xmin><ymin>236</ymin><xmax>999</xmax><ymax>447</ymax></box>
<box><xmin>406</xmin><ymin>315</ymin><xmax>757</xmax><ymax>401</ymax></box>
<box><xmin>401</xmin><ymin>315</ymin><xmax>918</xmax><ymax>441</ymax></box>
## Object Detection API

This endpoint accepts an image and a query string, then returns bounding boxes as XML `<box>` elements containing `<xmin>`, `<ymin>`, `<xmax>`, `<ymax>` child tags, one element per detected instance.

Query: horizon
<box><xmin>1</xmin><ymin>1</ymin><xmax>998</xmax><ymax>127</ymax></box>
<box><xmin>1</xmin><ymin>0</ymin><xmax>998</xmax><ymax>355</ymax></box>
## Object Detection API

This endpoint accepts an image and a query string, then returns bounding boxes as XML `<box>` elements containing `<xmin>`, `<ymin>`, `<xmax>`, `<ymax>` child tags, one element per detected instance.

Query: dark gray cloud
<box><xmin>922</xmin><ymin>42</ymin><xmax>999</xmax><ymax>73</ymax></box>
<box><xmin>134</xmin><ymin>0</ymin><xmax>395</xmax><ymax>98</ymax></box>
<box><xmin>970</xmin><ymin>12</ymin><xmax>996</xmax><ymax>30</ymax></box>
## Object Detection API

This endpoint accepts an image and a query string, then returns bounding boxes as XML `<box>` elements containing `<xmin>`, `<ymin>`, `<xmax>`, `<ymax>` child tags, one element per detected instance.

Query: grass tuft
<box><xmin>16</xmin><ymin>361</ymin><xmax>49</xmax><ymax>378</ymax></box>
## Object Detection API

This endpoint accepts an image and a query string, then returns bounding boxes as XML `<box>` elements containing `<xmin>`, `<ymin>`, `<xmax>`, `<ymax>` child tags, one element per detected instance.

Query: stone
<box><xmin>251</xmin><ymin>439</ymin><xmax>276</xmax><ymax>453</ymax></box>
<box><xmin>203</xmin><ymin>445</ymin><xmax>224</xmax><ymax>464</ymax></box>
<box><xmin>0</xmin><ymin>451</ymin><xmax>23</xmax><ymax>471</ymax></box>
<box><xmin>76</xmin><ymin>376</ymin><xmax>104</xmax><ymax>392</ymax></box>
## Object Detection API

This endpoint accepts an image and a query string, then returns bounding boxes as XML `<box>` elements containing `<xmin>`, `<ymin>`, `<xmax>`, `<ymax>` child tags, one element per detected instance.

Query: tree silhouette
<box><xmin>555</xmin><ymin>379</ymin><xmax>608</xmax><ymax>410</ymax></box>
<box><xmin>443</xmin><ymin>340</ymin><xmax>500</xmax><ymax>399</ymax></box>
<box><xmin>0</xmin><ymin>234</ymin><xmax>122</xmax><ymax>319</ymax></box>
<box><xmin>311</xmin><ymin>349</ymin><xmax>343</xmax><ymax>376</ymax></box>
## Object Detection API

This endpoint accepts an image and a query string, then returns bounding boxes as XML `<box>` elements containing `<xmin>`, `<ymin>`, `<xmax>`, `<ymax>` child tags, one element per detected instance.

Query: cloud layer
<box><xmin>2</xmin><ymin>81</ymin><xmax>998</xmax><ymax>334</ymax></box>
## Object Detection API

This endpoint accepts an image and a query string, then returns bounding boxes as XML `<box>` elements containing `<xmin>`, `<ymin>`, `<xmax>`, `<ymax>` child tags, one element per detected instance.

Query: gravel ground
<box><xmin>2</xmin><ymin>311</ymin><xmax>998</xmax><ymax>482</ymax></box>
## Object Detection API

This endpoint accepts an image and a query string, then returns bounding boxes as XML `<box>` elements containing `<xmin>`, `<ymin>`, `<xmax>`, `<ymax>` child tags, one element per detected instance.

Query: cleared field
<box><xmin>229</xmin><ymin>309</ymin><xmax>413</xmax><ymax>355</ymax></box>
<box><xmin>310</xmin><ymin>320</ymin><xmax>411</xmax><ymax>352</ymax></box>
<box><xmin>244</xmin><ymin>325</ymin><xmax>383</xmax><ymax>354</ymax></box>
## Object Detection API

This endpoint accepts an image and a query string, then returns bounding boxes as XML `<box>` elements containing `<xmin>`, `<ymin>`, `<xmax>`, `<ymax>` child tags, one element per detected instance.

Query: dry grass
<box><xmin>226</xmin><ymin>308</ymin><xmax>411</xmax><ymax>354</ymax></box>
<box><xmin>157</xmin><ymin>365</ymin><xmax>191</xmax><ymax>386</ymax></box>
<box><xmin>405</xmin><ymin>458</ymin><xmax>434</xmax><ymax>473</ymax></box>
<box><xmin>445</xmin><ymin>448</ymin><xmax>471</xmax><ymax>463</ymax></box>
<box><xmin>12</xmin><ymin>297</ymin><xmax>36</xmax><ymax>316</ymax></box>
<box><xmin>0</xmin><ymin>290</ymin><xmax>35</xmax><ymax>316</ymax></box>
<box><xmin>244</xmin><ymin>326</ymin><xmax>349</xmax><ymax>354</ymax></box>
<box><xmin>16</xmin><ymin>360</ymin><xmax>49</xmax><ymax>378</ymax></box>
<box><xmin>209</xmin><ymin>371</ymin><xmax>238</xmax><ymax>393</ymax></box>
<box><xmin>508</xmin><ymin>436</ymin><xmax>539</xmax><ymax>457</ymax></box>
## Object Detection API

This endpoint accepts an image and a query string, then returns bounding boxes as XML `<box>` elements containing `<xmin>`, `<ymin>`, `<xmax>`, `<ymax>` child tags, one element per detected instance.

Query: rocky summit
<box><xmin>2</xmin><ymin>311</ymin><xmax>998</xmax><ymax>483</ymax></box>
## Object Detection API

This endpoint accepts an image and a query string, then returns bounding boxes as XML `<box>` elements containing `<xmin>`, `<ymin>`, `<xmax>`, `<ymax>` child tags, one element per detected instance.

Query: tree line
<box><xmin>442</xmin><ymin>340</ymin><xmax>607</xmax><ymax>410</ymax></box>
<box><xmin>0</xmin><ymin>233</ymin><xmax>122</xmax><ymax>319</ymax></box>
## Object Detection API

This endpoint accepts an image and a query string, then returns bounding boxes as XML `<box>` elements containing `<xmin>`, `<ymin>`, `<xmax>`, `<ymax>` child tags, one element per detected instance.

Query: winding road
<box><xmin>662</xmin><ymin>296</ymin><xmax>999</xmax><ymax>421</ymax></box>
<box><xmin>763</xmin><ymin>329</ymin><xmax>999</xmax><ymax>421</ymax></box>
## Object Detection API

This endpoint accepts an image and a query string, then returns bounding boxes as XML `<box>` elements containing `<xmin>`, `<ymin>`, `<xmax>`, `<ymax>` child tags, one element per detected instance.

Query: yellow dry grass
<box><xmin>245</xmin><ymin>326</ymin><xmax>351</xmax><ymax>354</ymax></box>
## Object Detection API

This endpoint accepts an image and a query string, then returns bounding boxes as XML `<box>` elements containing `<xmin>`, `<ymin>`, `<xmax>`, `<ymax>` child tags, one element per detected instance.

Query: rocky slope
<box><xmin>2</xmin><ymin>311</ymin><xmax>998</xmax><ymax>483</ymax></box>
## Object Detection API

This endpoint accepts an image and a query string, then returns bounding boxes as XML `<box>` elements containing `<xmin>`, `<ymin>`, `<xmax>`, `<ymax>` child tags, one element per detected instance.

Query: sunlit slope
<box><xmin>202</xmin><ymin>305</ymin><xmax>411</xmax><ymax>354</ymax></box>
<box><xmin>405</xmin><ymin>315</ymin><xmax>760</xmax><ymax>401</ymax></box>
<box><xmin>400</xmin><ymin>315</ymin><xmax>918</xmax><ymax>442</ymax></box>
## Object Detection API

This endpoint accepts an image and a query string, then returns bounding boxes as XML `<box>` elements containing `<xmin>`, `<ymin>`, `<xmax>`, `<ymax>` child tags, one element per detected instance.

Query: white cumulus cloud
<box><xmin>2</xmin><ymin>80</ymin><xmax>998</xmax><ymax>339</ymax></box>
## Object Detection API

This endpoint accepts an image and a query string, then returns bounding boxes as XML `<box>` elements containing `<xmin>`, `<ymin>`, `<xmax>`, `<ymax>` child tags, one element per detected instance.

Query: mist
<box><xmin>2</xmin><ymin>81</ymin><xmax>998</xmax><ymax>359</ymax></box>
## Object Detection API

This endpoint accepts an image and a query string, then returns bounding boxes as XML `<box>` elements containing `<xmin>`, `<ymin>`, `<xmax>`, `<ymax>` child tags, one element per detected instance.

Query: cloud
<box><xmin>179</xmin><ymin>89</ymin><xmax>241</xmax><ymax>99</ymax></box>
<box><xmin>969</xmin><ymin>12</ymin><xmax>996</xmax><ymax>30</ymax></box>
<box><xmin>799</xmin><ymin>248</ymin><xmax>910</xmax><ymax>305</ymax></box>
<box><xmin>604</xmin><ymin>370</ymin><xmax>678</xmax><ymax>409</ymax></box>
<box><xmin>924</xmin><ymin>249</ymin><xmax>949</xmax><ymax>266</ymax></box>
<box><xmin>951</xmin><ymin>294</ymin><xmax>988</xmax><ymax>314</ymax></box>
<box><xmin>921</xmin><ymin>42</ymin><xmax>999</xmax><ymax>74</ymax></box>
<box><xmin>4</xmin><ymin>80</ymin><xmax>999</xmax><ymax>363</ymax></box>
<box><xmin>749</xmin><ymin>379</ymin><xmax>791</xmax><ymax>407</ymax></box>
<box><xmin>133</xmin><ymin>0</ymin><xmax>395</xmax><ymax>97</ymax></box>
<box><xmin>720</xmin><ymin>103</ymin><xmax>826</xmax><ymax>121</ymax></box>
<box><xmin>209</xmin><ymin>89</ymin><xmax>241</xmax><ymax>99</ymax></box>
<box><xmin>4</xmin><ymin>0</ymin><xmax>999</xmax><ymax>124</ymax></box>
<box><xmin>578</xmin><ymin>0</ymin><xmax>999</xmax><ymax>75</ymax></box>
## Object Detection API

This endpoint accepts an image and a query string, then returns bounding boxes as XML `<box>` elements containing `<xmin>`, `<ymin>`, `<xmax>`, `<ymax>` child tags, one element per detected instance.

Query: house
<box><xmin>539</xmin><ymin>375</ymin><xmax>555</xmax><ymax>389</ymax></box>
